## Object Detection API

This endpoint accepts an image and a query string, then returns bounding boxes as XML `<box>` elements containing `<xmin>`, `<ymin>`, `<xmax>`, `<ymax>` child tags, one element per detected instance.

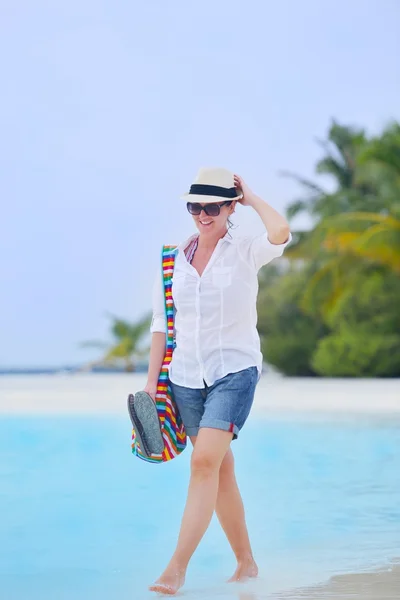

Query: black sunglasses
<box><xmin>187</xmin><ymin>201</ymin><xmax>232</xmax><ymax>217</ymax></box>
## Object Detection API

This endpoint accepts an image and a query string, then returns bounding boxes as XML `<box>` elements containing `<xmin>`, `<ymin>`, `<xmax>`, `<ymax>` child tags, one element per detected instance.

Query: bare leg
<box><xmin>188</xmin><ymin>436</ymin><xmax>257</xmax><ymax>581</ymax></box>
<box><xmin>217</xmin><ymin>448</ymin><xmax>258</xmax><ymax>582</ymax></box>
<box><xmin>149</xmin><ymin>428</ymin><xmax>233</xmax><ymax>595</ymax></box>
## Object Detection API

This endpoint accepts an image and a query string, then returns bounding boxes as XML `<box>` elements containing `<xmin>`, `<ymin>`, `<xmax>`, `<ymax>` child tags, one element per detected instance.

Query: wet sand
<box><xmin>280</xmin><ymin>564</ymin><xmax>400</xmax><ymax>599</ymax></box>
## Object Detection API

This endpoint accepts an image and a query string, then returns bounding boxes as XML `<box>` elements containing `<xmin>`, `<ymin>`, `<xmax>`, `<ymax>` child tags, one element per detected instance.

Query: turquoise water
<box><xmin>1</xmin><ymin>415</ymin><xmax>400</xmax><ymax>599</ymax></box>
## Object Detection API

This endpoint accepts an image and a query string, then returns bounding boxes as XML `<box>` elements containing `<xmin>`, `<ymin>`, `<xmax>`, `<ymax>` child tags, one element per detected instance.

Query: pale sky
<box><xmin>1</xmin><ymin>0</ymin><xmax>399</xmax><ymax>367</ymax></box>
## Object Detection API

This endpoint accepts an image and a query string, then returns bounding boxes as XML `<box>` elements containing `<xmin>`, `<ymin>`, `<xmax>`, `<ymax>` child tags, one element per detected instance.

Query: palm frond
<box><xmin>321</xmin><ymin>212</ymin><xmax>400</xmax><ymax>230</ymax></box>
<box><xmin>79</xmin><ymin>312</ymin><xmax>151</xmax><ymax>371</ymax></box>
<box><xmin>286</xmin><ymin>200</ymin><xmax>309</xmax><ymax>220</ymax></box>
<box><xmin>279</xmin><ymin>171</ymin><xmax>326</xmax><ymax>195</ymax></box>
<box><xmin>316</xmin><ymin>156</ymin><xmax>353</xmax><ymax>188</ymax></box>
<box><xmin>104</xmin><ymin>338</ymin><xmax>134</xmax><ymax>361</ymax></box>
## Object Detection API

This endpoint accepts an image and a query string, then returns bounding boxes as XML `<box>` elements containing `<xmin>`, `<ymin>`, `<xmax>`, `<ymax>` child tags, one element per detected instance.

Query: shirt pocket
<box><xmin>212</xmin><ymin>266</ymin><xmax>232</xmax><ymax>289</ymax></box>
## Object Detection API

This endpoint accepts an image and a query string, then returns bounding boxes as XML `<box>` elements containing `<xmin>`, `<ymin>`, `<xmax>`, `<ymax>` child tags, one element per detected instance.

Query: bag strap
<box><xmin>161</xmin><ymin>245</ymin><xmax>177</xmax><ymax>352</ymax></box>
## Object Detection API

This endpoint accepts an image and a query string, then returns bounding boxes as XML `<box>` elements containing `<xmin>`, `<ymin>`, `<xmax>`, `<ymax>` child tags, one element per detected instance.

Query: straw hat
<box><xmin>181</xmin><ymin>167</ymin><xmax>243</xmax><ymax>204</ymax></box>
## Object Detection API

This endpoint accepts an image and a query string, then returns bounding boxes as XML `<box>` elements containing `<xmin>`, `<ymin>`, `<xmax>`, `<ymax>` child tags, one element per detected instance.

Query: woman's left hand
<box><xmin>234</xmin><ymin>174</ymin><xmax>255</xmax><ymax>207</ymax></box>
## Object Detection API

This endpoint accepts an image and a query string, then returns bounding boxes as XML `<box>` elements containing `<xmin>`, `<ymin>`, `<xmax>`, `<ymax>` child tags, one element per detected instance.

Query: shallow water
<box><xmin>1</xmin><ymin>375</ymin><xmax>400</xmax><ymax>599</ymax></box>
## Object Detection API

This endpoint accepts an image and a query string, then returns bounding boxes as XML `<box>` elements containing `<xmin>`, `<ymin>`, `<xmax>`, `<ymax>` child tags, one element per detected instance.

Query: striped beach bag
<box><xmin>131</xmin><ymin>245</ymin><xmax>187</xmax><ymax>463</ymax></box>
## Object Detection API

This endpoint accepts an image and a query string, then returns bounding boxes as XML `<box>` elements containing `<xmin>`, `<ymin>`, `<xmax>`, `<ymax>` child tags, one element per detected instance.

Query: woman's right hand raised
<box><xmin>143</xmin><ymin>382</ymin><xmax>157</xmax><ymax>402</ymax></box>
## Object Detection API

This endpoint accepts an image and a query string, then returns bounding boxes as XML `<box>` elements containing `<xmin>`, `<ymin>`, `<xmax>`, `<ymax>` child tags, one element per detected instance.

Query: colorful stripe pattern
<box><xmin>131</xmin><ymin>245</ymin><xmax>187</xmax><ymax>463</ymax></box>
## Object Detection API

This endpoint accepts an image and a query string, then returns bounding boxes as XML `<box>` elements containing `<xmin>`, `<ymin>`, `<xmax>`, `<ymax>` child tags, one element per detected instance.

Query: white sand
<box><xmin>0</xmin><ymin>373</ymin><xmax>399</xmax><ymax>415</ymax></box>
<box><xmin>281</xmin><ymin>564</ymin><xmax>400</xmax><ymax>599</ymax></box>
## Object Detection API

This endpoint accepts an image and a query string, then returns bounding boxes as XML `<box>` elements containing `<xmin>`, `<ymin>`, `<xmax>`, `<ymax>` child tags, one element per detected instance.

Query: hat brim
<box><xmin>181</xmin><ymin>193</ymin><xmax>243</xmax><ymax>203</ymax></box>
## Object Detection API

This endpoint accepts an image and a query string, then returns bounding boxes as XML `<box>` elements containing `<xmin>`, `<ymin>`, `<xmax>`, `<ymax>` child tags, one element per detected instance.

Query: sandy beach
<box><xmin>280</xmin><ymin>563</ymin><xmax>400</xmax><ymax>599</ymax></box>
<box><xmin>0</xmin><ymin>373</ymin><xmax>400</xmax><ymax>415</ymax></box>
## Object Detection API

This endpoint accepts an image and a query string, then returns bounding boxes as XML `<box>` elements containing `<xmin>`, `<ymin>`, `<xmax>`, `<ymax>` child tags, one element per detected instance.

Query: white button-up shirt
<box><xmin>150</xmin><ymin>230</ymin><xmax>291</xmax><ymax>388</ymax></box>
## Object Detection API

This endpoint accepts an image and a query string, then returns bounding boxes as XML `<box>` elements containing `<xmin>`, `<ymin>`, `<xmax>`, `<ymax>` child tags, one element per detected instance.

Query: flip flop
<box><xmin>127</xmin><ymin>391</ymin><xmax>164</xmax><ymax>457</ymax></box>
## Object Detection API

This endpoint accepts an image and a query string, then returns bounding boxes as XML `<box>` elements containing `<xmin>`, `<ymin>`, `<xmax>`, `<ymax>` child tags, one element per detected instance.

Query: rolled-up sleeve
<box><xmin>243</xmin><ymin>232</ymin><xmax>292</xmax><ymax>271</ymax></box>
<box><xmin>149</xmin><ymin>271</ymin><xmax>166</xmax><ymax>334</ymax></box>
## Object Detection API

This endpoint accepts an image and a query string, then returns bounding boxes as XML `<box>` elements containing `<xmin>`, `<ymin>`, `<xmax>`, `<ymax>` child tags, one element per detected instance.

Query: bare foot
<box><xmin>228</xmin><ymin>558</ymin><xmax>258</xmax><ymax>583</ymax></box>
<box><xmin>149</xmin><ymin>566</ymin><xmax>186</xmax><ymax>595</ymax></box>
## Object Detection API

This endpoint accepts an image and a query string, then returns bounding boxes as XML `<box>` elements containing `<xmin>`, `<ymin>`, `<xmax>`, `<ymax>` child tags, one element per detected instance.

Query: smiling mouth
<box><xmin>200</xmin><ymin>220</ymin><xmax>213</xmax><ymax>226</ymax></box>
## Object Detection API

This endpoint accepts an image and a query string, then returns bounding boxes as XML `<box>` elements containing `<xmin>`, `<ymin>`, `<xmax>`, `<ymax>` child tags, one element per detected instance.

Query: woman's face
<box><xmin>190</xmin><ymin>201</ymin><xmax>235</xmax><ymax>235</ymax></box>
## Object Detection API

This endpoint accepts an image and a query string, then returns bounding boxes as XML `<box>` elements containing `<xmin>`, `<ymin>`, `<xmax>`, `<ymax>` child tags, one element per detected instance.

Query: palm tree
<box><xmin>81</xmin><ymin>313</ymin><xmax>151</xmax><ymax>371</ymax></box>
<box><xmin>361</xmin><ymin>122</ymin><xmax>400</xmax><ymax>176</ymax></box>
<box><xmin>287</xmin><ymin>212</ymin><xmax>400</xmax><ymax>317</ymax></box>
<box><xmin>359</xmin><ymin>121</ymin><xmax>400</xmax><ymax>218</ymax></box>
<box><xmin>283</xmin><ymin>121</ymin><xmax>381</xmax><ymax>221</ymax></box>
<box><xmin>321</xmin><ymin>213</ymin><xmax>400</xmax><ymax>271</ymax></box>
<box><xmin>284</xmin><ymin>121</ymin><xmax>400</xmax><ymax>317</ymax></box>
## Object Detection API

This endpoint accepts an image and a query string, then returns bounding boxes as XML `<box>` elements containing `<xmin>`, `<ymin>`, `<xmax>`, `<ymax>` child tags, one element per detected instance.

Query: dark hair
<box><xmin>226</xmin><ymin>201</ymin><xmax>237</xmax><ymax>237</ymax></box>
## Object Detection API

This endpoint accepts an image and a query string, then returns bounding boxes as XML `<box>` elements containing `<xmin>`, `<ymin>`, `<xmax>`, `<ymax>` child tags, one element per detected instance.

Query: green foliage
<box><xmin>259</xmin><ymin>119</ymin><xmax>400</xmax><ymax>377</ymax></box>
<box><xmin>283</xmin><ymin>121</ymin><xmax>382</xmax><ymax>221</ymax></box>
<box><xmin>312</xmin><ymin>332</ymin><xmax>400</xmax><ymax>377</ymax></box>
<box><xmin>311</xmin><ymin>271</ymin><xmax>400</xmax><ymax>377</ymax></box>
<box><xmin>81</xmin><ymin>313</ymin><xmax>151</xmax><ymax>371</ymax></box>
<box><xmin>257</xmin><ymin>268</ymin><xmax>327</xmax><ymax>376</ymax></box>
<box><xmin>324</xmin><ymin>270</ymin><xmax>400</xmax><ymax>333</ymax></box>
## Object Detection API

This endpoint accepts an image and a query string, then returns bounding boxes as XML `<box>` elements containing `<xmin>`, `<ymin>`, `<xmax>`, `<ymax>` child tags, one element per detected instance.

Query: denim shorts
<box><xmin>170</xmin><ymin>366</ymin><xmax>258</xmax><ymax>440</ymax></box>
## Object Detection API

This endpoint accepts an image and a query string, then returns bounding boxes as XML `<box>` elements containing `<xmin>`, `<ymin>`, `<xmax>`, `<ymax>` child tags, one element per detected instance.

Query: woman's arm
<box><xmin>234</xmin><ymin>174</ymin><xmax>290</xmax><ymax>244</ymax></box>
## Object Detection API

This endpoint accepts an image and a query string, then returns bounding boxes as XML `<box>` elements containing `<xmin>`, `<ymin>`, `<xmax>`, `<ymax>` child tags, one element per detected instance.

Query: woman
<box><xmin>145</xmin><ymin>167</ymin><xmax>291</xmax><ymax>595</ymax></box>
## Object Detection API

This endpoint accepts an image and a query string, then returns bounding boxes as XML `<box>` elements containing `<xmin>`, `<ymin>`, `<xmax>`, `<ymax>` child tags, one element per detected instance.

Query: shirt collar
<box><xmin>178</xmin><ymin>230</ymin><xmax>235</xmax><ymax>251</ymax></box>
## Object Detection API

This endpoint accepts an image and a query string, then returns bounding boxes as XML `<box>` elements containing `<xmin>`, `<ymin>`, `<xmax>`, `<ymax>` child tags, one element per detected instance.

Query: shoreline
<box><xmin>1</xmin><ymin>375</ymin><xmax>399</xmax><ymax>598</ymax></box>
<box><xmin>279</xmin><ymin>563</ymin><xmax>400</xmax><ymax>599</ymax></box>
<box><xmin>0</xmin><ymin>373</ymin><xmax>399</xmax><ymax>415</ymax></box>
